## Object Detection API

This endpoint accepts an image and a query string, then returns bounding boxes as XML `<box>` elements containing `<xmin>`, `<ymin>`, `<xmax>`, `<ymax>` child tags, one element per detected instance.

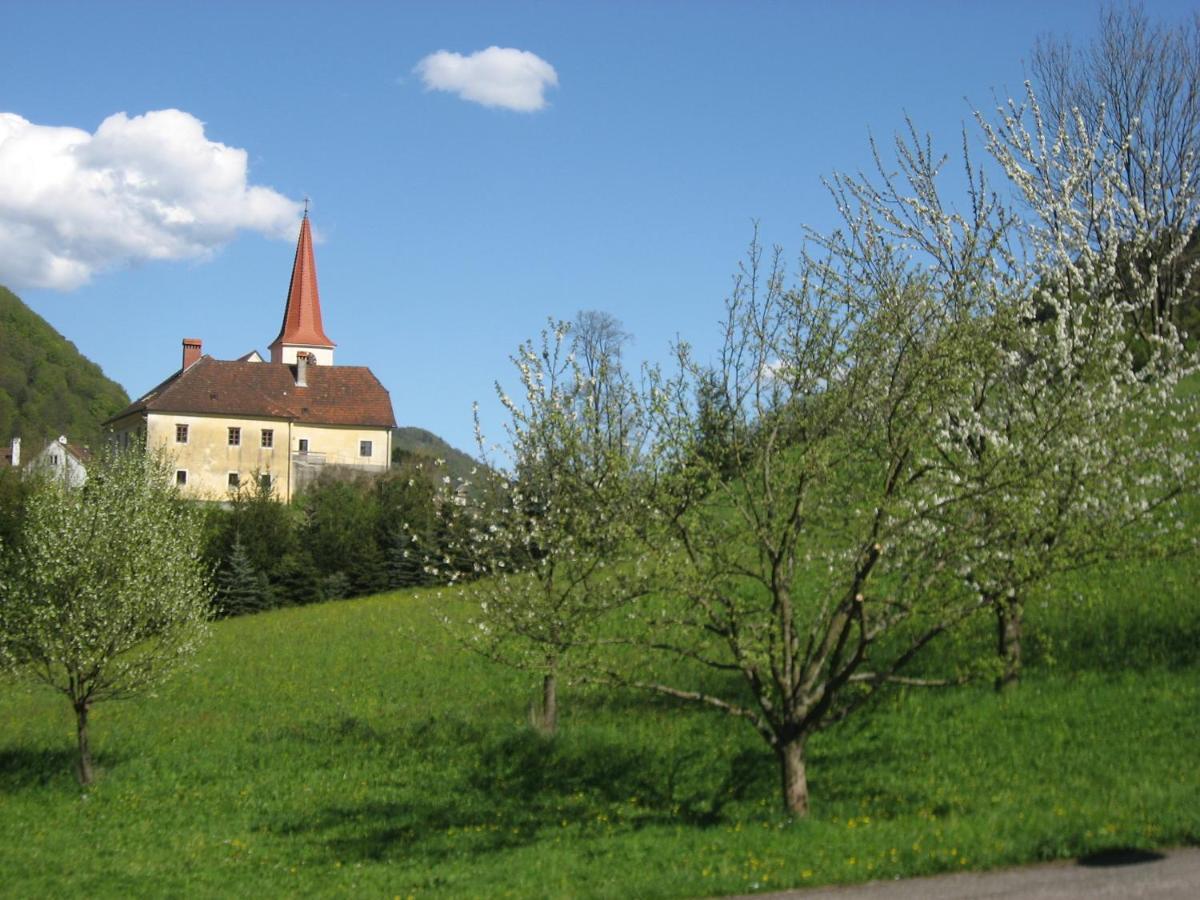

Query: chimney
<box><xmin>296</xmin><ymin>352</ymin><xmax>309</xmax><ymax>387</ymax></box>
<box><xmin>10</xmin><ymin>437</ymin><xmax>19</xmax><ymax>467</ymax></box>
<box><xmin>182</xmin><ymin>338</ymin><xmax>202</xmax><ymax>370</ymax></box>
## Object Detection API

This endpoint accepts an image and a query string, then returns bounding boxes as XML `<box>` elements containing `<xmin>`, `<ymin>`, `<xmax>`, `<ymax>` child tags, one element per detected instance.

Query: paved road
<box><xmin>726</xmin><ymin>847</ymin><xmax>1200</xmax><ymax>900</ymax></box>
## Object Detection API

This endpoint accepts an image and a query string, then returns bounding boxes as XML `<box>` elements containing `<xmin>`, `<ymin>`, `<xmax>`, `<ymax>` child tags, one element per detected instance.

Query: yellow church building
<box><xmin>106</xmin><ymin>214</ymin><xmax>396</xmax><ymax>502</ymax></box>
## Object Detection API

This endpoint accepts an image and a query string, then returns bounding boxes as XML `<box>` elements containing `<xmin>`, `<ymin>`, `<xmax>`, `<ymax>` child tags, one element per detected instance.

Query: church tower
<box><xmin>269</xmin><ymin>212</ymin><xmax>336</xmax><ymax>365</ymax></box>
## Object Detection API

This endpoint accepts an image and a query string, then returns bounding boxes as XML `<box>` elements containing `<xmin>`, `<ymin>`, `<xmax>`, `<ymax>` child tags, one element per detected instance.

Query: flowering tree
<box><xmin>903</xmin><ymin>72</ymin><xmax>1200</xmax><ymax>687</ymax></box>
<box><xmin>430</xmin><ymin>322</ymin><xmax>651</xmax><ymax>734</ymax></box>
<box><xmin>949</xmin><ymin>78</ymin><xmax>1200</xmax><ymax>685</ymax></box>
<box><xmin>811</xmin><ymin>72</ymin><xmax>1200</xmax><ymax>688</ymax></box>
<box><xmin>1028</xmin><ymin>4</ymin><xmax>1200</xmax><ymax>343</ymax></box>
<box><xmin>619</xmin><ymin>222</ymin><xmax>1013</xmax><ymax>815</ymax></box>
<box><xmin>432</xmin><ymin>7</ymin><xmax>1199</xmax><ymax>808</ymax></box>
<box><xmin>0</xmin><ymin>448</ymin><xmax>212</xmax><ymax>784</ymax></box>
<box><xmin>612</xmin><ymin>82</ymin><xmax>1198</xmax><ymax>809</ymax></box>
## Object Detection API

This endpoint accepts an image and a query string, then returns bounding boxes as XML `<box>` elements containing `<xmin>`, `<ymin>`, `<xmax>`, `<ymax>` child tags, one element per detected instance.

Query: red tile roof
<box><xmin>270</xmin><ymin>214</ymin><xmax>334</xmax><ymax>351</ymax></box>
<box><xmin>106</xmin><ymin>357</ymin><xmax>396</xmax><ymax>428</ymax></box>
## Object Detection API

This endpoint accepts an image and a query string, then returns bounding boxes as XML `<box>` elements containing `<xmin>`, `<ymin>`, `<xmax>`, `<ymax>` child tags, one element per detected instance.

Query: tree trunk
<box><xmin>995</xmin><ymin>594</ymin><xmax>1023</xmax><ymax>692</ymax></box>
<box><xmin>777</xmin><ymin>736</ymin><xmax>809</xmax><ymax>816</ymax></box>
<box><xmin>75</xmin><ymin>700</ymin><xmax>94</xmax><ymax>786</ymax></box>
<box><xmin>539</xmin><ymin>671</ymin><xmax>558</xmax><ymax>735</ymax></box>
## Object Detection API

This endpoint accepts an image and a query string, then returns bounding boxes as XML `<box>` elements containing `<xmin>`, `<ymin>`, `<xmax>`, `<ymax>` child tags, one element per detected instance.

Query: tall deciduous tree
<box><xmin>572</xmin><ymin>310</ymin><xmax>637</xmax><ymax>470</ymax></box>
<box><xmin>572</xmin><ymin>310</ymin><xmax>632</xmax><ymax>385</ymax></box>
<box><xmin>1026</xmin><ymin>4</ymin><xmax>1200</xmax><ymax>344</ymax></box>
<box><xmin>0</xmin><ymin>448</ymin><xmax>212</xmax><ymax>784</ymax></box>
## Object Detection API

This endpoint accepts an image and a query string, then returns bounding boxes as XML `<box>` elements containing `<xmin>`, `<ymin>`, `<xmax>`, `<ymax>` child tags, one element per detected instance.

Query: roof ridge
<box><xmin>104</xmin><ymin>358</ymin><xmax>395</xmax><ymax>429</ymax></box>
<box><xmin>104</xmin><ymin>355</ymin><xmax>204</xmax><ymax>423</ymax></box>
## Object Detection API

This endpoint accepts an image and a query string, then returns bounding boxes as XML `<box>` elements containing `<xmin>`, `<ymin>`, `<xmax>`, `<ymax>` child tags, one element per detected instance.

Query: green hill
<box><xmin>0</xmin><ymin>285</ymin><xmax>129</xmax><ymax>451</ymax></box>
<box><xmin>391</xmin><ymin>425</ymin><xmax>478</xmax><ymax>481</ymax></box>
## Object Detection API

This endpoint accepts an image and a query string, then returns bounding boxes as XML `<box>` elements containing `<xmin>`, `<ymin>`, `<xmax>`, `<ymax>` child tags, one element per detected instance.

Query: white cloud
<box><xmin>415</xmin><ymin>46</ymin><xmax>558</xmax><ymax>112</ymax></box>
<box><xmin>0</xmin><ymin>109</ymin><xmax>302</xmax><ymax>291</ymax></box>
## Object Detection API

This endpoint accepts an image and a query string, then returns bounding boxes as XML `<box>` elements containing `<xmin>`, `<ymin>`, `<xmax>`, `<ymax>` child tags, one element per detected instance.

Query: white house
<box><xmin>24</xmin><ymin>435</ymin><xmax>91</xmax><ymax>487</ymax></box>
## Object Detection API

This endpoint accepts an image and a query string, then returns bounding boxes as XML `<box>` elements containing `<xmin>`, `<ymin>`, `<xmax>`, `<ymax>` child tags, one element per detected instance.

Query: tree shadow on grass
<box><xmin>0</xmin><ymin>746</ymin><xmax>99</xmax><ymax>791</ymax></box>
<box><xmin>807</xmin><ymin>738</ymin><xmax>940</xmax><ymax>820</ymax></box>
<box><xmin>270</xmin><ymin>717</ymin><xmax>769</xmax><ymax>864</ymax></box>
<box><xmin>1077</xmin><ymin>847</ymin><xmax>1166</xmax><ymax>867</ymax></box>
<box><xmin>261</xmin><ymin>710</ymin><xmax>487</xmax><ymax>752</ymax></box>
<box><xmin>465</xmin><ymin>728</ymin><xmax>766</xmax><ymax>826</ymax></box>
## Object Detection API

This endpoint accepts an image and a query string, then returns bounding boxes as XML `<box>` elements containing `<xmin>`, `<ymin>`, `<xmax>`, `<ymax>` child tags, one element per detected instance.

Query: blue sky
<box><xmin>3</xmin><ymin>1</ymin><xmax>1194</xmax><ymax>454</ymax></box>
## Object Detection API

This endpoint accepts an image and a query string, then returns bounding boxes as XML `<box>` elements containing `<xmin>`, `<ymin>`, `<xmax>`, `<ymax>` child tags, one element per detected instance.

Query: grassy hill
<box><xmin>0</xmin><ymin>285</ymin><xmax>129</xmax><ymax>451</ymax></box>
<box><xmin>0</xmin><ymin>546</ymin><xmax>1197</xmax><ymax>897</ymax></box>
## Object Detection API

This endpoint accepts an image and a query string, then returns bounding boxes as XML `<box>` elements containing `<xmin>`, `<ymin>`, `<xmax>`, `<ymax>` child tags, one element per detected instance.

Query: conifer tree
<box><xmin>216</xmin><ymin>537</ymin><xmax>269</xmax><ymax>617</ymax></box>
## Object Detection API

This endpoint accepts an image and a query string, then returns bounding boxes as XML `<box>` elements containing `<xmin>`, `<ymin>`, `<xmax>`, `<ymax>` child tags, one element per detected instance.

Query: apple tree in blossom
<box><xmin>0</xmin><ymin>448</ymin><xmax>212</xmax><ymax>784</ymax></box>
<box><xmin>429</xmin><ymin>322</ymin><xmax>652</xmax><ymax>734</ymax></box>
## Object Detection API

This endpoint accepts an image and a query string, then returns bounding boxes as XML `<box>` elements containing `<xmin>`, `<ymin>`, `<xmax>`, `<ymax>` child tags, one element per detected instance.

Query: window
<box><xmin>227</xmin><ymin>472</ymin><xmax>240</xmax><ymax>489</ymax></box>
<box><xmin>258</xmin><ymin>473</ymin><xmax>272</xmax><ymax>492</ymax></box>
<box><xmin>176</xmin><ymin>424</ymin><xmax>189</xmax><ymax>443</ymax></box>
<box><xmin>261</xmin><ymin>429</ymin><xmax>274</xmax><ymax>448</ymax></box>
<box><xmin>228</xmin><ymin>427</ymin><xmax>241</xmax><ymax>446</ymax></box>
<box><xmin>176</xmin><ymin>470</ymin><xmax>188</xmax><ymax>486</ymax></box>
<box><xmin>359</xmin><ymin>440</ymin><xmax>373</xmax><ymax>458</ymax></box>
<box><xmin>50</xmin><ymin>454</ymin><xmax>60</xmax><ymax>466</ymax></box>
<box><xmin>298</xmin><ymin>438</ymin><xmax>309</xmax><ymax>453</ymax></box>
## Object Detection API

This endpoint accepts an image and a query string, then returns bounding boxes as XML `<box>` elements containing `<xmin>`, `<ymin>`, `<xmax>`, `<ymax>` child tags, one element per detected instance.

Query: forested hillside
<box><xmin>0</xmin><ymin>285</ymin><xmax>129</xmax><ymax>450</ymax></box>
<box><xmin>392</xmin><ymin>425</ymin><xmax>478</xmax><ymax>480</ymax></box>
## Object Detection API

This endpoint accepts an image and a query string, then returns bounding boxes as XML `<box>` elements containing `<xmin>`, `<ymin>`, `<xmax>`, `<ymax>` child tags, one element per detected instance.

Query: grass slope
<box><xmin>1</xmin><ymin>549</ymin><xmax>1198</xmax><ymax>898</ymax></box>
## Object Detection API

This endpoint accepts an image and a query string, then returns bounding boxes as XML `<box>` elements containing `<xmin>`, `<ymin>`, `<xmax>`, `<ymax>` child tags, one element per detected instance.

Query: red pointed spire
<box><xmin>270</xmin><ymin>212</ymin><xmax>335</xmax><ymax>354</ymax></box>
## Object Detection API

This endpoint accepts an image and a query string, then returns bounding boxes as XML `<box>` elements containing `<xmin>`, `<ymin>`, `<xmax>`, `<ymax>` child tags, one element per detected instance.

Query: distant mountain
<box><xmin>391</xmin><ymin>426</ymin><xmax>478</xmax><ymax>482</ymax></box>
<box><xmin>0</xmin><ymin>285</ymin><xmax>130</xmax><ymax>452</ymax></box>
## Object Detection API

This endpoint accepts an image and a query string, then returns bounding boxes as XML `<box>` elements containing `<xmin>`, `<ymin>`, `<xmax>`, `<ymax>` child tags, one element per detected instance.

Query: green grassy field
<box><xmin>1</xmin><ymin>544</ymin><xmax>1198</xmax><ymax>898</ymax></box>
